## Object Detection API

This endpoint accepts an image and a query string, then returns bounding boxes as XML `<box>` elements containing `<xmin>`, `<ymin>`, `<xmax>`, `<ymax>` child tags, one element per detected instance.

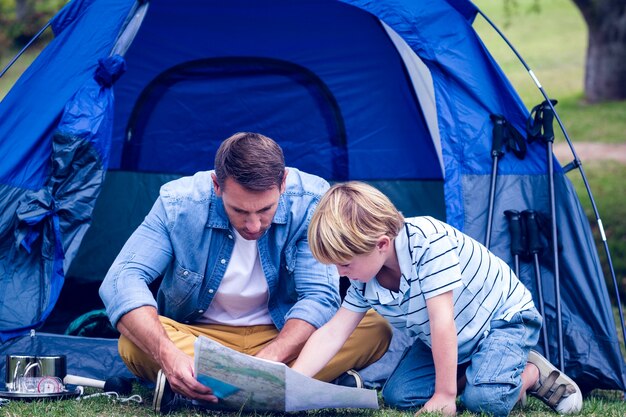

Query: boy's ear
<box><xmin>376</xmin><ymin>236</ymin><xmax>391</xmax><ymax>252</ymax></box>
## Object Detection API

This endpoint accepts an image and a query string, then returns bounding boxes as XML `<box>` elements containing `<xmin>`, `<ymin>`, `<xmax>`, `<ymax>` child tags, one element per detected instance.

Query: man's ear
<box><xmin>211</xmin><ymin>173</ymin><xmax>222</xmax><ymax>197</ymax></box>
<box><xmin>280</xmin><ymin>168</ymin><xmax>289</xmax><ymax>193</ymax></box>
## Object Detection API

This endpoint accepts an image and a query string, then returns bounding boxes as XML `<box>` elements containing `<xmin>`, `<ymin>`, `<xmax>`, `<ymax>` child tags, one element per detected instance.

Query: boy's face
<box><xmin>213</xmin><ymin>174</ymin><xmax>285</xmax><ymax>241</ymax></box>
<box><xmin>335</xmin><ymin>248</ymin><xmax>386</xmax><ymax>283</ymax></box>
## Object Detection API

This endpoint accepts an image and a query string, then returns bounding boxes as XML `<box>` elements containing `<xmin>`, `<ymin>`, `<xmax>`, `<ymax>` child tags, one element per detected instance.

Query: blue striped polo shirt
<box><xmin>343</xmin><ymin>216</ymin><xmax>535</xmax><ymax>362</ymax></box>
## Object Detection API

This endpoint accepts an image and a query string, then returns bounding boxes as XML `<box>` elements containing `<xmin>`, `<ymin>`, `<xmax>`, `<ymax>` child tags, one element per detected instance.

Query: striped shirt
<box><xmin>343</xmin><ymin>216</ymin><xmax>534</xmax><ymax>361</ymax></box>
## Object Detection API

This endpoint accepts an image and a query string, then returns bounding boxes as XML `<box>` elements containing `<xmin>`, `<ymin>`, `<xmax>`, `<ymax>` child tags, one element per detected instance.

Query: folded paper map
<box><xmin>193</xmin><ymin>335</ymin><xmax>379</xmax><ymax>412</ymax></box>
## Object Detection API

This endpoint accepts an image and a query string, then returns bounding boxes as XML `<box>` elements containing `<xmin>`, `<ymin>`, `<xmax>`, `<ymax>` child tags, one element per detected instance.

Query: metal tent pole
<box><xmin>0</xmin><ymin>22</ymin><xmax>51</xmax><ymax>79</ymax></box>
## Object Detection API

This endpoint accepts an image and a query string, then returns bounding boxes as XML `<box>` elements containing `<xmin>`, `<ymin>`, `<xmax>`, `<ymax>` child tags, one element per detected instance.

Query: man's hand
<box><xmin>117</xmin><ymin>307</ymin><xmax>217</xmax><ymax>402</ymax></box>
<box><xmin>160</xmin><ymin>348</ymin><xmax>218</xmax><ymax>403</ymax></box>
<box><xmin>255</xmin><ymin>319</ymin><xmax>316</xmax><ymax>363</ymax></box>
<box><xmin>416</xmin><ymin>393</ymin><xmax>457</xmax><ymax>416</ymax></box>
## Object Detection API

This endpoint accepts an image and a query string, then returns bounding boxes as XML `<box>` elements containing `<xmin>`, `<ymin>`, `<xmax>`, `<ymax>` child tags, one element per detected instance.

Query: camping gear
<box><xmin>0</xmin><ymin>0</ymin><xmax>624</xmax><ymax>394</ymax></box>
<box><xmin>485</xmin><ymin>115</ymin><xmax>505</xmax><ymax>249</ymax></box>
<box><xmin>5</xmin><ymin>354</ymin><xmax>66</xmax><ymax>393</ymax></box>
<box><xmin>523</xmin><ymin>209</ymin><xmax>550</xmax><ymax>361</ymax></box>
<box><xmin>3</xmin><ymin>353</ymin><xmax>131</xmax><ymax>399</ymax></box>
<box><xmin>2</xmin><ymin>353</ymin><xmax>80</xmax><ymax>401</ymax></box>
<box><xmin>480</xmin><ymin>8</ymin><xmax>626</xmax><ymax>373</ymax></box>
<box><xmin>528</xmin><ymin>100</ymin><xmax>564</xmax><ymax>370</ymax></box>
<box><xmin>63</xmin><ymin>375</ymin><xmax>132</xmax><ymax>395</ymax></box>
<box><xmin>503</xmin><ymin>209</ymin><xmax>524</xmax><ymax>278</ymax></box>
<box><xmin>485</xmin><ymin>115</ymin><xmax>526</xmax><ymax>249</ymax></box>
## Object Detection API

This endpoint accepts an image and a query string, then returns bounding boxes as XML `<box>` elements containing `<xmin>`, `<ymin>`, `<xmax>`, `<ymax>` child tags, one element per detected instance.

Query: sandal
<box><xmin>527</xmin><ymin>350</ymin><xmax>583</xmax><ymax>414</ymax></box>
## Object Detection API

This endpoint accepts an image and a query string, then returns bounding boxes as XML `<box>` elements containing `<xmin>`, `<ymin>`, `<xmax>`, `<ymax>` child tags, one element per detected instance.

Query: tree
<box><xmin>571</xmin><ymin>0</ymin><xmax>626</xmax><ymax>103</ymax></box>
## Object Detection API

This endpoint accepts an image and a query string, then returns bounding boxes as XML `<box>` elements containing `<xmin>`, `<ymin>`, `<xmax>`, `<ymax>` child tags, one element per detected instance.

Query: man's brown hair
<box><xmin>214</xmin><ymin>132</ymin><xmax>285</xmax><ymax>191</ymax></box>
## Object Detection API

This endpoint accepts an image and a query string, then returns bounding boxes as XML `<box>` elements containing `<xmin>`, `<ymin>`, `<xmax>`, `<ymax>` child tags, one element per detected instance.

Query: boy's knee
<box><xmin>382</xmin><ymin>383</ymin><xmax>426</xmax><ymax>410</ymax></box>
<box><xmin>463</xmin><ymin>384</ymin><xmax>514</xmax><ymax>417</ymax></box>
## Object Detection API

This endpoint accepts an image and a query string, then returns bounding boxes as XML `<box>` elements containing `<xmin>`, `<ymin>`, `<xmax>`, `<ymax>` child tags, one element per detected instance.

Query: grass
<box><xmin>568</xmin><ymin>161</ymin><xmax>626</xmax><ymax>299</ymax></box>
<box><xmin>473</xmin><ymin>0</ymin><xmax>626</xmax><ymax>144</ymax></box>
<box><xmin>1</xmin><ymin>385</ymin><xmax>625</xmax><ymax>416</ymax></box>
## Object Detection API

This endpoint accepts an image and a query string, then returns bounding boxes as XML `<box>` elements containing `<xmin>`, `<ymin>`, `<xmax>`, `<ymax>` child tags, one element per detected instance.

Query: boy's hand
<box><xmin>416</xmin><ymin>393</ymin><xmax>456</xmax><ymax>416</ymax></box>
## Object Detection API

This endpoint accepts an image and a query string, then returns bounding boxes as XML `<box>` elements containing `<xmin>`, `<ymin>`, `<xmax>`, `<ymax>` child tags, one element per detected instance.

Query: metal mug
<box><xmin>5</xmin><ymin>355</ymin><xmax>67</xmax><ymax>393</ymax></box>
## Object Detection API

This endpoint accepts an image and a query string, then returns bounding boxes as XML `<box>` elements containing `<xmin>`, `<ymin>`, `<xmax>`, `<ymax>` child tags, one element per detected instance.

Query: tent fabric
<box><xmin>0</xmin><ymin>332</ymin><xmax>133</xmax><ymax>385</ymax></box>
<box><xmin>0</xmin><ymin>0</ymin><xmax>624</xmax><ymax>392</ymax></box>
<box><xmin>0</xmin><ymin>55</ymin><xmax>125</xmax><ymax>341</ymax></box>
<box><xmin>463</xmin><ymin>173</ymin><xmax>625</xmax><ymax>392</ymax></box>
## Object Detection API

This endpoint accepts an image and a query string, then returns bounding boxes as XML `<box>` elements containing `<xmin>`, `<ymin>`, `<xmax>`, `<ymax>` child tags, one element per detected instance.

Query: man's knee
<box><xmin>359</xmin><ymin>310</ymin><xmax>393</xmax><ymax>356</ymax></box>
<box><xmin>118</xmin><ymin>334</ymin><xmax>159</xmax><ymax>382</ymax></box>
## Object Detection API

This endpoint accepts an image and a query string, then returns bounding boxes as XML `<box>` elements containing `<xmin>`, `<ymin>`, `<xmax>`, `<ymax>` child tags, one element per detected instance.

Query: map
<box><xmin>193</xmin><ymin>336</ymin><xmax>379</xmax><ymax>412</ymax></box>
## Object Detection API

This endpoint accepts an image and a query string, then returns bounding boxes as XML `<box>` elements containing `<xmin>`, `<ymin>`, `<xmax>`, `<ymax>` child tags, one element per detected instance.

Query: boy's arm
<box><xmin>291</xmin><ymin>307</ymin><xmax>366</xmax><ymax>377</ymax></box>
<box><xmin>419</xmin><ymin>291</ymin><xmax>457</xmax><ymax>416</ymax></box>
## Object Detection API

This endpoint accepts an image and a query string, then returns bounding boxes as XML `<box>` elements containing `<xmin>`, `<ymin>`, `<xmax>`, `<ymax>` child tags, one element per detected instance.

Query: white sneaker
<box><xmin>527</xmin><ymin>350</ymin><xmax>583</xmax><ymax>414</ymax></box>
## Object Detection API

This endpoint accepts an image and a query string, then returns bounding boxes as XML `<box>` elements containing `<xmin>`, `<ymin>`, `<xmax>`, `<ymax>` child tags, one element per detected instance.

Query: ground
<box><xmin>553</xmin><ymin>142</ymin><xmax>626</xmax><ymax>164</ymax></box>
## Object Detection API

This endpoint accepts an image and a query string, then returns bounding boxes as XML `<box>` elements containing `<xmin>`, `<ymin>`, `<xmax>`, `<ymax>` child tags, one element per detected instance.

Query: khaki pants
<box><xmin>119</xmin><ymin>309</ymin><xmax>391</xmax><ymax>382</ymax></box>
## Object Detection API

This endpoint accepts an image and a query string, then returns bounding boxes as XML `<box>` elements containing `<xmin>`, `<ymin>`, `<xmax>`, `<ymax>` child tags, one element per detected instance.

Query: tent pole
<box><xmin>476</xmin><ymin>8</ymin><xmax>626</xmax><ymax>369</ymax></box>
<box><xmin>0</xmin><ymin>21</ymin><xmax>51</xmax><ymax>79</ymax></box>
<box><xmin>522</xmin><ymin>209</ymin><xmax>551</xmax><ymax>361</ymax></box>
<box><xmin>485</xmin><ymin>115</ymin><xmax>506</xmax><ymax>249</ymax></box>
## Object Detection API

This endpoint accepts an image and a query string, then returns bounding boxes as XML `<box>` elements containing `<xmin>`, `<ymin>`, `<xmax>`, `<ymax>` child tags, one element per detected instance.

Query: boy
<box><xmin>292</xmin><ymin>182</ymin><xmax>582</xmax><ymax>416</ymax></box>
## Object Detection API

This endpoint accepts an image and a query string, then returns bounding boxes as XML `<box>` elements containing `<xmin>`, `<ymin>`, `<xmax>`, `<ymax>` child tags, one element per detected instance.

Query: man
<box><xmin>99</xmin><ymin>132</ymin><xmax>391</xmax><ymax>413</ymax></box>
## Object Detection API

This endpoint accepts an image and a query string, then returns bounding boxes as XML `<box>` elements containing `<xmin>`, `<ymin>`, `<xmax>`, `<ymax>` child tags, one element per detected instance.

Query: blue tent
<box><xmin>1</xmin><ymin>0</ymin><xmax>624</xmax><ymax>393</ymax></box>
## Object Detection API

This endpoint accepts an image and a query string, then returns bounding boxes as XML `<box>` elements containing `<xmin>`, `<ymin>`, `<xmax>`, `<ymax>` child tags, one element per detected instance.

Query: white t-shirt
<box><xmin>198</xmin><ymin>229</ymin><xmax>273</xmax><ymax>326</ymax></box>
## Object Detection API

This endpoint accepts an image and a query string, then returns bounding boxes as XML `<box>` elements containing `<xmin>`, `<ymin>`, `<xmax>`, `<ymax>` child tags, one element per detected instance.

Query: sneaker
<box><xmin>333</xmin><ymin>369</ymin><xmax>364</xmax><ymax>388</ymax></box>
<box><xmin>527</xmin><ymin>350</ymin><xmax>583</xmax><ymax>414</ymax></box>
<box><xmin>153</xmin><ymin>370</ymin><xmax>184</xmax><ymax>414</ymax></box>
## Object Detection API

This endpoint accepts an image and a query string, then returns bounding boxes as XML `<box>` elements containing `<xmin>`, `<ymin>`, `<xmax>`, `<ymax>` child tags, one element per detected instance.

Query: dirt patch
<box><xmin>553</xmin><ymin>142</ymin><xmax>626</xmax><ymax>165</ymax></box>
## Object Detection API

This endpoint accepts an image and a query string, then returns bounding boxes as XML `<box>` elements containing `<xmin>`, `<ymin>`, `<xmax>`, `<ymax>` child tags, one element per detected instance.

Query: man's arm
<box><xmin>417</xmin><ymin>291</ymin><xmax>457</xmax><ymax>416</ymax></box>
<box><xmin>116</xmin><ymin>307</ymin><xmax>217</xmax><ymax>402</ymax></box>
<box><xmin>100</xmin><ymin>198</ymin><xmax>216</xmax><ymax>402</ymax></box>
<box><xmin>254</xmin><ymin>318</ymin><xmax>316</xmax><ymax>363</ymax></box>
<box><xmin>291</xmin><ymin>307</ymin><xmax>365</xmax><ymax>376</ymax></box>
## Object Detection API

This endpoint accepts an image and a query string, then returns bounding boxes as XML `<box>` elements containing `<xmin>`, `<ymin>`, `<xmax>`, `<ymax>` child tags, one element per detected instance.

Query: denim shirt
<box><xmin>99</xmin><ymin>168</ymin><xmax>340</xmax><ymax>330</ymax></box>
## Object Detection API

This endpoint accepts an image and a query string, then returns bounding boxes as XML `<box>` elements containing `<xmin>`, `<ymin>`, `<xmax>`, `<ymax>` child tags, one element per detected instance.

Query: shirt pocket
<box><xmin>283</xmin><ymin>243</ymin><xmax>297</xmax><ymax>273</ymax></box>
<box><xmin>471</xmin><ymin>334</ymin><xmax>525</xmax><ymax>386</ymax></box>
<box><xmin>161</xmin><ymin>262</ymin><xmax>203</xmax><ymax>308</ymax></box>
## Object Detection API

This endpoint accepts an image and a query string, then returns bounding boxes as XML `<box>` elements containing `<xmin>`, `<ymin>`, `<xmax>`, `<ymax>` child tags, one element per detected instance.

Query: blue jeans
<box><xmin>382</xmin><ymin>308</ymin><xmax>541</xmax><ymax>417</ymax></box>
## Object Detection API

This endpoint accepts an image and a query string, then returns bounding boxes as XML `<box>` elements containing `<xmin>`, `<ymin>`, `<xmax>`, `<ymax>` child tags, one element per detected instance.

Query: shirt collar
<box><xmin>363</xmin><ymin>279</ymin><xmax>402</xmax><ymax>305</ymax></box>
<box><xmin>395</xmin><ymin>223</ymin><xmax>414</xmax><ymax>295</ymax></box>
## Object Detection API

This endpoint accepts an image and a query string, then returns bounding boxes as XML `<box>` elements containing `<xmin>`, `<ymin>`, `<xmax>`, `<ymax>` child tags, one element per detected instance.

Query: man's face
<box><xmin>213</xmin><ymin>173</ymin><xmax>286</xmax><ymax>241</ymax></box>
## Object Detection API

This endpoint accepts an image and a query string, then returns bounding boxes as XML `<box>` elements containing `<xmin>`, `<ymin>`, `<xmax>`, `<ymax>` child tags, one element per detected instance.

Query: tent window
<box><xmin>121</xmin><ymin>57</ymin><xmax>349</xmax><ymax>180</ymax></box>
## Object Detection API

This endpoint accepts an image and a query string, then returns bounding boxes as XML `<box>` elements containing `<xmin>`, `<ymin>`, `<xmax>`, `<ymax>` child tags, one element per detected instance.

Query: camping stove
<box><xmin>5</xmin><ymin>355</ymin><xmax>66</xmax><ymax>394</ymax></box>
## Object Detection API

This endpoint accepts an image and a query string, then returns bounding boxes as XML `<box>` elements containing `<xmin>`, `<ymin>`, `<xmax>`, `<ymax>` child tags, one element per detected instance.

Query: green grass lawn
<box><xmin>473</xmin><ymin>0</ymin><xmax>626</xmax><ymax>143</ymax></box>
<box><xmin>1</xmin><ymin>385</ymin><xmax>625</xmax><ymax>417</ymax></box>
<box><xmin>569</xmin><ymin>161</ymin><xmax>626</xmax><ymax>300</ymax></box>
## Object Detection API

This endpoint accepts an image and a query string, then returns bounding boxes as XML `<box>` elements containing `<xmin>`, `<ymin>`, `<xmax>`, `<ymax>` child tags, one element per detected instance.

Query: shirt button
<box><xmin>198</xmin><ymin>310</ymin><xmax>204</xmax><ymax>314</ymax></box>
<box><xmin>220</xmin><ymin>259</ymin><xmax>226</xmax><ymax>264</ymax></box>
<box><xmin>208</xmin><ymin>289</ymin><xmax>214</xmax><ymax>294</ymax></box>
<box><xmin>228</xmin><ymin>234</ymin><xmax>233</xmax><ymax>239</ymax></box>
<box><xmin>183</xmin><ymin>270</ymin><xmax>189</xmax><ymax>276</ymax></box>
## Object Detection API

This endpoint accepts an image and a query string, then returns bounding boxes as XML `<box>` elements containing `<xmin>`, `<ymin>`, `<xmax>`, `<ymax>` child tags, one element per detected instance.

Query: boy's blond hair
<box><xmin>308</xmin><ymin>182</ymin><xmax>404</xmax><ymax>264</ymax></box>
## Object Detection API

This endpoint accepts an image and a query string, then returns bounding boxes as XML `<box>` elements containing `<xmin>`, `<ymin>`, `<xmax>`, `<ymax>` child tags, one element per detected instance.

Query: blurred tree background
<box><xmin>0</xmin><ymin>0</ymin><xmax>66</xmax><ymax>60</ymax></box>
